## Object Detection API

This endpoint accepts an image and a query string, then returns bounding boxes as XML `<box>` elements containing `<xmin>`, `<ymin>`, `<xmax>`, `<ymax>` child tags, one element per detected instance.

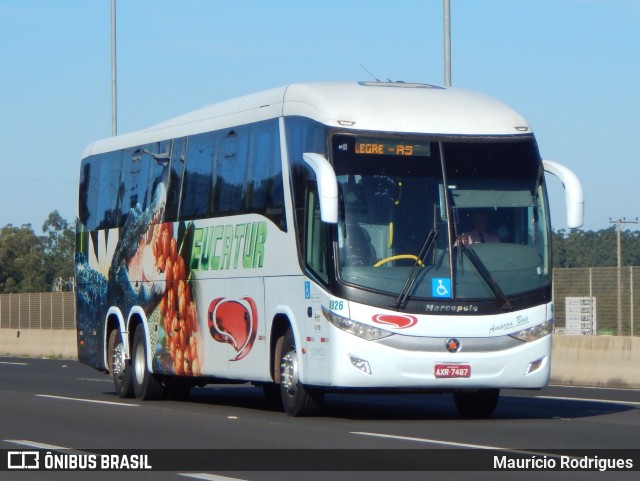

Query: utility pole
<box><xmin>111</xmin><ymin>0</ymin><xmax>118</xmax><ymax>136</ymax></box>
<box><xmin>609</xmin><ymin>217</ymin><xmax>638</xmax><ymax>335</ymax></box>
<box><xmin>443</xmin><ymin>0</ymin><xmax>452</xmax><ymax>87</ymax></box>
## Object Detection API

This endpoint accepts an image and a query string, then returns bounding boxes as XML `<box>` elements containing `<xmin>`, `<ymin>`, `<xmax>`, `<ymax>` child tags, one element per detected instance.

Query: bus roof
<box><xmin>82</xmin><ymin>81</ymin><xmax>531</xmax><ymax>158</ymax></box>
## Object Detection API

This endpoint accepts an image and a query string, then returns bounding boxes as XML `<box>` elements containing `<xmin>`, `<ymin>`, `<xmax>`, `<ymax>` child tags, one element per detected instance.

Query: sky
<box><xmin>1</xmin><ymin>0</ymin><xmax>639</xmax><ymax>233</ymax></box>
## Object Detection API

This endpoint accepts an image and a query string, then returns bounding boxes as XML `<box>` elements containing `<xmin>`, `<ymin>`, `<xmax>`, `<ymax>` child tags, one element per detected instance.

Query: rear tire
<box><xmin>279</xmin><ymin>328</ymin><xmax>323</xmax><ymax>416</ymax></box>
<box><xmin>131</xmin><ymin>325</ymin><xmax>164</xmax><ymax>400</ymax></box>
<box><xmin>454</xmin><ymin>389</ymin><xmax>500</xmax><ymax>418</ymax></box>
<box><xmin>108</xmin><ymin>328</ymin><xmax>133</xmax><ymax>398</ymax></box>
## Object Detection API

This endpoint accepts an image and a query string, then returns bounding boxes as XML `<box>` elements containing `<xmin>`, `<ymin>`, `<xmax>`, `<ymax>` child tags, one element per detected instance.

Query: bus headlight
<box><xmin>509</xmin><ymin>319</ymin><xmax>554</xmax><ymax>342</ymax></box>
<box><xmin>322</xmin><ymin>307</ymin><xmax>394</xmax><ymax>341</ymax></box>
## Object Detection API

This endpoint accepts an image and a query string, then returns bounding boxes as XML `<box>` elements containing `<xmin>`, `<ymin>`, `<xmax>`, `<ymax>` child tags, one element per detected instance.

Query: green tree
<box><xmin>0</xmin><ymin>211</ymin><xmax>75</xmax><ymax>293</ymax></box>
<box><xmin>0</xmin><ymin>224</ymin><xmax>47</xmax><ymax>292</ymax></box>
<box><xmin>552</xmin><ymin>227</ymin><xmax>640</xmax><ymax>268</ymax></box>
<box><xmin>41</xmin><ymin>210</ymin><xmax>75</xmax><ymax>290</ymax></box>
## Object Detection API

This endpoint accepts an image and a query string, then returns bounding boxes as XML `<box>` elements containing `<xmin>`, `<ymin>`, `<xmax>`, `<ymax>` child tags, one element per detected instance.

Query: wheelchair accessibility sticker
<box><xmin>432</xmin><ymin>278</ymin><xmax>451</xmax><ymax>298</ymax></box>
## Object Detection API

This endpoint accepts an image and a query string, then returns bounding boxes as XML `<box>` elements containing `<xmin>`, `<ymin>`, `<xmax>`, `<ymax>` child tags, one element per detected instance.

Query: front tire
<box><xmin>131</xmin><ymin>325</ymin><xmax>164</xmax><ymax>400</ymax></box>
<box><xmin>454</xmin><ymin>389</ymin><xmax>500</xmax><ymax>418</ymax></box>
<box><xmin>279</xmin><ymin>328</ymin><xmax>323</xmax><ymax>416</ymax></box>
<box><xmin>108</xmin><ymin>328</ymin><xmax>133</xmax><ymax>398</ymax></box>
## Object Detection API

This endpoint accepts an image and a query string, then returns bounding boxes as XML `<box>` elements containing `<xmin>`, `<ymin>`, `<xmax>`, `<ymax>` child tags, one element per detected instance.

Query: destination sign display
<box><xmin>353</xmin><ymin>138</ymin><xmax>431</xmax><ymax>157</ymax></box>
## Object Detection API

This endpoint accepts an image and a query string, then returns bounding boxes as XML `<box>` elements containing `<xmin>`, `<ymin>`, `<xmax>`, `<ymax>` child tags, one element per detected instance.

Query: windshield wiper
<box><xmin>457</xmin><ymin>242</ymin><xmax>513</xmax><ymax>310</ymax></box>
<box><xmin>393</xmin><ymin>228</ymin><xmax>438</xmax><ymax>310</ymax></box>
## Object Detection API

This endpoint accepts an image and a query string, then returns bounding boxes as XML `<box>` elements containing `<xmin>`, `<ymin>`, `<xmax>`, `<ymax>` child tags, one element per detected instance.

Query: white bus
<box><xmin>75</xmin><ymin>81</ymin><xmax>583</xmax><ymax>417</ymax></box>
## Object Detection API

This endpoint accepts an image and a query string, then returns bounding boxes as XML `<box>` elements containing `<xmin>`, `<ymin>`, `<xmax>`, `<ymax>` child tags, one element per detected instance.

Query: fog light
<box><xmin>349</xmin><ymin>355</ymin><xmax>372</xmax><ymax>375</ymax></box>
<box><xmin>524</xmin><ymin>357</ymin><xmax>545</xmax><ymax>375</ymax></box>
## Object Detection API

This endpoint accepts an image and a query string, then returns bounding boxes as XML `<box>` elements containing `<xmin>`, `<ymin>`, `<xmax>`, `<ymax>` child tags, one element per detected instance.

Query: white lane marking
<box><xmin>5</xmin><ymin>439</ymin><xmax>72</xmax><ymax>450</ymax></box>
<box><xmin>352</xmin><ymin>431</ymin><xmax>504</xmax><ymax>450</ymax></box>
<box><xmin>548</xmin><ymin>384</ymin><xmax>640</xmax><ymax>392</ymax></box>
<box><xmin>351</xmin><ymin>432</ymin><xmax>565</xmax><ymax>459</ymax></box>
<box><xmin>4</xmin><ymin>439</ymin><xmax>88</xmax><ymax>456</ymax></box>
<box><xmin>0</xmin><ymin>361</ymin><xmax>29</xmax><ymax>365</ymax></box>
<box><xmin>36</xmin><ymin>394</ymin><xmax>139</xmax><ymax>407</ymax></box>
<box><xmin>179</xmin><ymin>475</ymin><xmax>249</xmax><ymax>481</ymax></box>
<box><xmin>78</xmin><ymin>377</ymin><xmax>112</xmax><ymax>382</ymax></box>
<box><xmin>534</xmin><ymin>395</ymin><xmax>640</xmax><ymax>407</ymax></box>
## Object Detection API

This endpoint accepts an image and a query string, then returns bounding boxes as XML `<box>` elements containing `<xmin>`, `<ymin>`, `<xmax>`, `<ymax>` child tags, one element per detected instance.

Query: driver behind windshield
<box><xmin>460</xmin><ymin>210</ymin><xmax>499</xmax><ymax>245</ymax></box>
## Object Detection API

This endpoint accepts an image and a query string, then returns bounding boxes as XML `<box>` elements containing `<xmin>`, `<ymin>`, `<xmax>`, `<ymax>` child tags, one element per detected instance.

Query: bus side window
<box><xmin>217</xmin><ymin>128</ymin><xmax>248</xmax><ymax>215</ymax></box>
<box><xmin>96</xmin><ymin>152</ymin><xmax>121</xmax><ymax>230</ymax></box>
<box><xmin>78</xmin><ymin>160</ymin><xmax>94</xmax><ymax>229</ymax></box>
<box><xmin>305</xmin><ymin>184</ymin><xmax>329</xmax><ymax>284</ymax></box>
<box><xmin>165</xmin><ymin>138</ymin><xmax>186</xmax><ymax>222</ymax></box>
<box><xmin>146</xmin><ymin>141</ymin><xmax>171</xmax><ymax>222</ymax></box>
<box><xmin>181</xmin><ymin>133</ymin><xmax>215</xmax><ymax>220</ymax></box>
<box><xmin>119</xmin><ymin>141</ymin><xmax>169</xmax><ymax>225</ymax></box>
<box><xmin>119</xmin><ymin>148</ymin><xmax>151</xmax><ymax>225</ymax></box>
<box><xmin>247</xmin><ymin>120</ymin><xmax>285</xmax><ymax>230</ymax></box>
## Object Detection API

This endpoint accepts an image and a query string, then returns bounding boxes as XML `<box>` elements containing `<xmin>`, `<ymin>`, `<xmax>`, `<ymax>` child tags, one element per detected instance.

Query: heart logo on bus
<box><xmin>208</xmin><ymin>297</ymin><xmax>258</xmax><ymax>361</ymax></box>
<box><xmin>371</xmin><ymin>313</ymin><xmax>418</xmax><ymax>329</ymax></box>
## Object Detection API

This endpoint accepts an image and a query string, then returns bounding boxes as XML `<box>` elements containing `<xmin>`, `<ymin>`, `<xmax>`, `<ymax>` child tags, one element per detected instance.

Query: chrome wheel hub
<box><xmin>281</xmin><ymin>349</ymin><xmax>299</xmax><ymax>396</ymax></box>
<box><xmin>134</xmin><ymin>341</ymin><xmax>146</xmax><ymax>385</ymax></box>
<box><xmin>112</xmin><ymin>341</ymin><xmax>126</xmax><ymax>381</ymax></box>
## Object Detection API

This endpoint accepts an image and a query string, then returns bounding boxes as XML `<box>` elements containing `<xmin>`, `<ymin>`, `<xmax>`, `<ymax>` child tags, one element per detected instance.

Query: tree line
<box><xmin>0</xmin><ymin>212</ymin><xmax>638</xmax><ymax>293</ymax></box>
<box><xmin>0</xmin><ymin>211</ymin><xmax>74</xmax><ymax>293</ymax></box>
<box><xmin>552</xmin><ymin>228</ymin><xmax>640</xmax><ymax>268</ymax></box>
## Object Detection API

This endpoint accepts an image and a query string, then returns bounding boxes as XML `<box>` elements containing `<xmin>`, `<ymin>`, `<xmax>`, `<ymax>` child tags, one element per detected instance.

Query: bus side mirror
<box><xmin>303</xmin><ymin>153</ymin><xmax>338</xmax><ymax>223</ymax></box>
<box><xmin>542</xmin><ymin>160</ymin><xmax>584</xmax><ymax>229</ymax></box>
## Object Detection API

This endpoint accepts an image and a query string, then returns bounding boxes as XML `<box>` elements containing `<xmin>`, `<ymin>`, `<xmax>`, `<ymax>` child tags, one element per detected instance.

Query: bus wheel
<box><xmin>454</xmin><ymin>389</ymin><xmax>500</xmax><ymax>418</ymax></box>
<box><xmin>108</xmin><ymin>329</ymin><xmax>133</xmax><ymax>398</ymax></box>
<box><xmin>131</xmin><ymin>325</ymin><xmax>164</xmax><ymax>400</ymax></box>
<box><xmin>279</xmin><ymin>328</ymin><xmax>323</xmax><ymax>416</ymax></box>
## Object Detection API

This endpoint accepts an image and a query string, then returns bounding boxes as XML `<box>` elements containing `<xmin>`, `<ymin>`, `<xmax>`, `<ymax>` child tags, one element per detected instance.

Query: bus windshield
<box><xmin>332</xmin><ymin>134</ymin><xmax>550</xmax><ymax>304</ymax></box>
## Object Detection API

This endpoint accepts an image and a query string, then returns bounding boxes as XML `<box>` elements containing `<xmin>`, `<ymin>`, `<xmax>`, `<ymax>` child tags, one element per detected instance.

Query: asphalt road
<box><xmin>1</xmin><ymin>356</ymin><xmax>639</xmax><ymax>481</ymax></box>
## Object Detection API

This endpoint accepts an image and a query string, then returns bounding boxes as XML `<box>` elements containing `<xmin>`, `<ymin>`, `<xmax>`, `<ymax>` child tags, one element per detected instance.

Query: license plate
<box><xmin>434</xmin><ymin>363</ymin><xmax>471</xmax><ymax>378</ymax></box>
